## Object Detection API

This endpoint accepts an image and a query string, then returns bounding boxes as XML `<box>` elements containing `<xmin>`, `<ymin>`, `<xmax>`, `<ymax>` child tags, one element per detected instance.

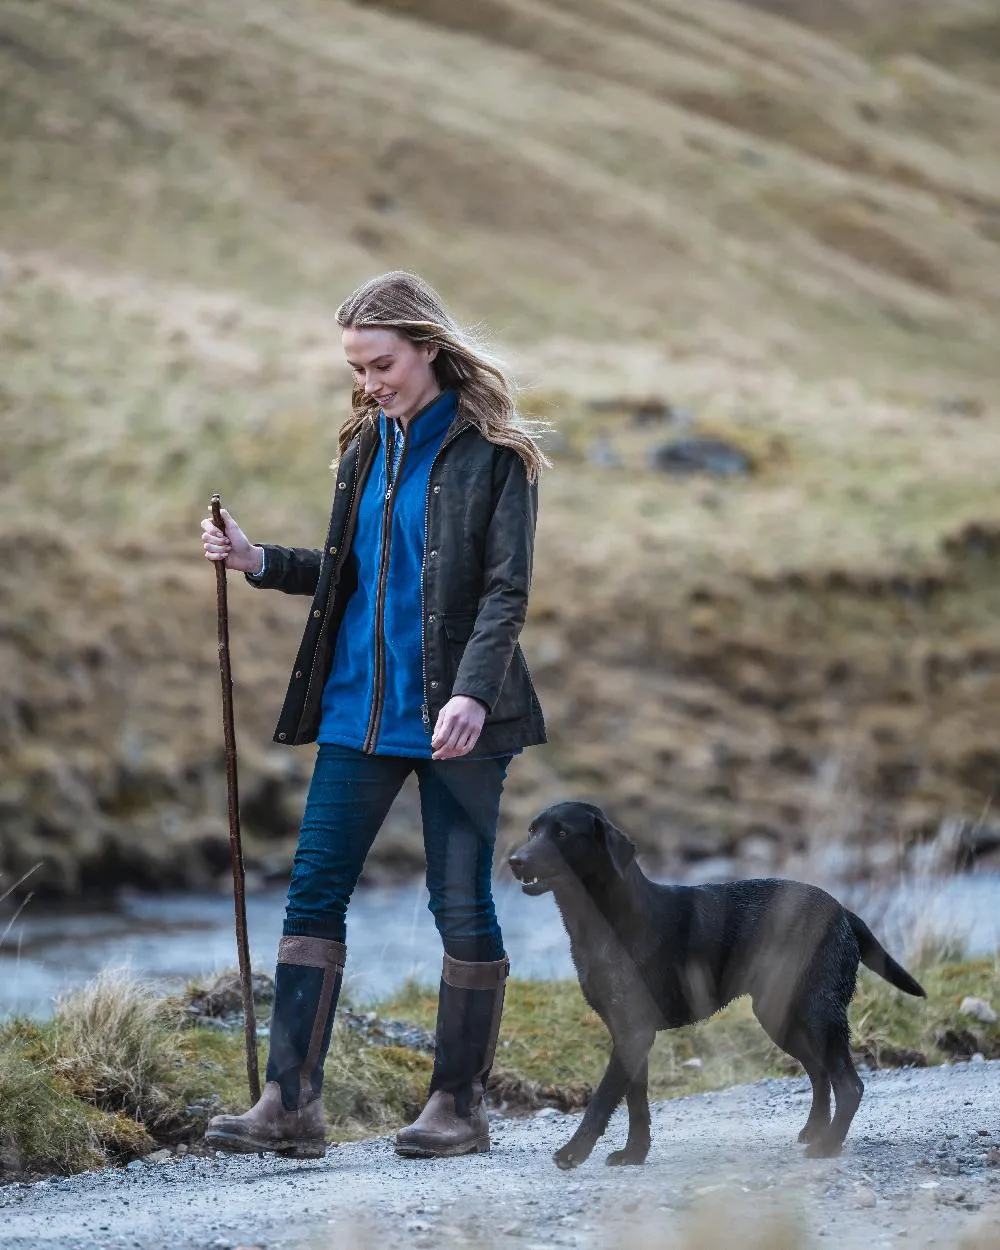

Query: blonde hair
<box><xmin>334</xmin><ymin>271</ymin><xmax>549</xmax><ymax>482</ymax></box>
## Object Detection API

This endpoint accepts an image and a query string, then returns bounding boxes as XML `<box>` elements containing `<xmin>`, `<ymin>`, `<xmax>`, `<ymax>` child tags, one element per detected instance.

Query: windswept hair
<box><xmin>334</xmin><ymin>271</ymin><xmax>549</xmax><ymax>482</ymax></box>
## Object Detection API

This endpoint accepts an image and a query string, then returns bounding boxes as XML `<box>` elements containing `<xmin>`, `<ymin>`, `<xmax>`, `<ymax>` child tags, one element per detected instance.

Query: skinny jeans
<box><xmin>282</xmin><ymin>743</ymin><xmax>510</xmax><ymax>962</ymax></box>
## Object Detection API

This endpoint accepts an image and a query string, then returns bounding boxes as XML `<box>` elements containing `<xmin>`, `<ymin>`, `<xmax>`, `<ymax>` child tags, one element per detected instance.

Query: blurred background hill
<box><xmin>2</xmin><ymin>0</ymin><xmax>1000</xmax><ymax>898</ymax></box>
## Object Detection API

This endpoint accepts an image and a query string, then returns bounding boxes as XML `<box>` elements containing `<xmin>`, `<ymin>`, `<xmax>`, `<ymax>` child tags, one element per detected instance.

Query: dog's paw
<box><xmin>605</xmin><ymin>1147</ymin><xmax>648</xmax><ymax>1167</ymax></box>
<box><xmin>554</xmin><ymin>1139</ymin><xmax>591</xmax><ymax>1170</ymax></box>
<box><xmin>797</xmin><ymin>1122</ymin><xmax>826</xmax><ymax>1145</ymax></box>
<box><xmin>804</xmin><ymin>1138</ymin><xmax>843</xmax><ymax>1159</ymax></box>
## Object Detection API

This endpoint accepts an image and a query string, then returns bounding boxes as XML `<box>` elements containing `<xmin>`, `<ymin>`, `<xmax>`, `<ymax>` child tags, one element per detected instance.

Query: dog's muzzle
<box><xmin>508</xmin><ymin>851</ymin><xmax>554</xmax><ymax>896</ymax></box>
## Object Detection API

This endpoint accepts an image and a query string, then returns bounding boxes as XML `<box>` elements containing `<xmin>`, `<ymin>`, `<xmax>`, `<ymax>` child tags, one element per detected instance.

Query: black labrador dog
<box><xmin>509</xmin><ymin>800</ymin><xmax>925</xmax><ymax>1170</ymax></box>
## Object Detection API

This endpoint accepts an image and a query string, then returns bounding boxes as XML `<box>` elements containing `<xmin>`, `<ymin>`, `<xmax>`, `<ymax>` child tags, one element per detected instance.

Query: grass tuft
<box><xmin>49</xmin><ymin>968</ymin><xmax>187</xmax><ymax>1134</ymax></box>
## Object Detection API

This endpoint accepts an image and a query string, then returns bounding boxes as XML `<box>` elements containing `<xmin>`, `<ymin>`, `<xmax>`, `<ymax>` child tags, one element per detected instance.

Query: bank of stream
<box><xmin>2</xmin><ymin>871</ymin><xmax>998</xmax><ymax>1019</ymax></box>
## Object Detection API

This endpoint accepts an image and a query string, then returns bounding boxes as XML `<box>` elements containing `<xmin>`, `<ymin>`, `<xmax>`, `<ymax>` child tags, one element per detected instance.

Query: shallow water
<box><xmin>1</xmin><ymin>871</ymin><xmax>998</xmax><ymax>1018</ymax></box>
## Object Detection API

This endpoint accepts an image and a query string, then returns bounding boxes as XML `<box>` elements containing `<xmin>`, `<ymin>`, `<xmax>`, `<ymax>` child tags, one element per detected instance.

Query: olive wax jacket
<box><xmin>247</xmin><ymin>414</ymin><xmax>547</xmax><ymax>757</ymax></box>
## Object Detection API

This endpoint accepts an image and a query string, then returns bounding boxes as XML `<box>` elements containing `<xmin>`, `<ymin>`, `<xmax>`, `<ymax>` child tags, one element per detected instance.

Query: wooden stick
<box><xmin>210</xmin><ymin>493</ymin><xmax>262</xmax><ymax>1104</ymax></box>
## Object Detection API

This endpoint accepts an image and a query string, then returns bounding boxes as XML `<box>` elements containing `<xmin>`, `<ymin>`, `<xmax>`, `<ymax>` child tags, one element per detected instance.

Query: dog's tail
<box><xmin>847</xmin><ymin>912</ymin><xmax>926</xmax><ymax>997</ymax></box>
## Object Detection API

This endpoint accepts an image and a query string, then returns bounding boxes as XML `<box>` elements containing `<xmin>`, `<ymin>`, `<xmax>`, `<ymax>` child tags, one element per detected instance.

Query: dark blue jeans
<box><xmin>283</xmin><ymin>744</ymin><xmax>511</xmax><ymax>962</ymax></box>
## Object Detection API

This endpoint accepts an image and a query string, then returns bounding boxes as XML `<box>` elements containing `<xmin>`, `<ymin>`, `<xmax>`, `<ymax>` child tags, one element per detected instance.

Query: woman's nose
<box><xmin>363</xmin><ymin>375</ymin><xmax>380</xmax><ymax>394</ymax></box>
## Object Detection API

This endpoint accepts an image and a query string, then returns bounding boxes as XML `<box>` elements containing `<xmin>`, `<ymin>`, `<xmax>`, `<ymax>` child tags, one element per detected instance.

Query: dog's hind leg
<box><xmin>786</xmin><ymin>1027</ymin><xmax>832</xmax><ymax>1145</ymax></box>
<box><xmin>605</xmin><ymin>1058</ymin><xmax>651</xmax><ymax>1166</ymax></box>
<box><xmin>753</xmin><ymin>1008</ymin><xmax>832</xmax><ymax>1146</ymax></box>
<box><xmin>554</xmin><ymin>1037</ymin><xmax>652</xmax><ymax>1171</ymax></box>
<box><xmin>806</xmin><ymin>1030</ymin><xmax>863</xmax><ymax>1159</ymax></box>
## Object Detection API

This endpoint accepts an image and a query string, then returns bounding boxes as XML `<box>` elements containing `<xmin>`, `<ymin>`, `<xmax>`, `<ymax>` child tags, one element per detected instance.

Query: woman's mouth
<box><xmin>378</xmin><ymin>391</ymin><xmax>398</xmax><ymax>407</ymax></box>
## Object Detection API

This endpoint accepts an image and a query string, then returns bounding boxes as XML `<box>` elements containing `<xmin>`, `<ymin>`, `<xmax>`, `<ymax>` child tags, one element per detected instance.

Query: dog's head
<box><xmin>508</xmin><ymin>801</ymin><xmax>636</xmax><ymax>896</ymax></box>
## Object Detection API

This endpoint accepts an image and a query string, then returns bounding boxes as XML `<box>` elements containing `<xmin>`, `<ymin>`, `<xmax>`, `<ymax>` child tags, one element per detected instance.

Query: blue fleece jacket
<box><xmin>317</xmin><ymin>390</ymin><xmax>458</xmax><ymax>755</ymax></box>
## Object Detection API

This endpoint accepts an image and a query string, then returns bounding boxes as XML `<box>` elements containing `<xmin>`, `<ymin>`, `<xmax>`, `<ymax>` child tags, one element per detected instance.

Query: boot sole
<box><xmin>204</xmin><ymin>1129</ymin><xmax>326</xmax><ymax>1159</ymax></box>
<box><xmin>394</xmin><ymin>1137</ymin><xmax>490</xmax><ymax>1159</ymax></box>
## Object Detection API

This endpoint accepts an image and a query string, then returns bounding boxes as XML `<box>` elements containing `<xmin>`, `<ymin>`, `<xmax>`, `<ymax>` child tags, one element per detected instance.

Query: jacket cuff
<box><xmin>244</xmin><ymin>545</ymin><xmax>273</xmax><ymax>588</ymax></box>
<box><xmin>452</xmin><ymin>683</ymin><xmax>500</xmax><ymax>715</ymax></box>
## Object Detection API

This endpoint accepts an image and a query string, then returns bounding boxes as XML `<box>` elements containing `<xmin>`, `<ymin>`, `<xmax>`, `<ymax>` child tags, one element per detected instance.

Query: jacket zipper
<box><xmin>362</xmin><ymin>420</ymin><xmax>409</xmax><ymax>754</ymax></box>
<box><xmin>419</xmin><ymin>422</ymin><xmax>469</xmax><ymax>735</ymax></box>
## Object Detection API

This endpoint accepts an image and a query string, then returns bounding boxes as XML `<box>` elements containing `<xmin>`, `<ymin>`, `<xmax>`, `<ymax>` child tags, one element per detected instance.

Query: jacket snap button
<box><xmin>338</xmin><ymin>481</ymin><xmax>346</xmax><ymax>490</ymax></box>
<box><xmin>278</xmin><ymin>732</ymin><xmax>287</xmax><ymax>741</ymax></box>
<box><xmin>433</xmin><ymin>484</ymin><xmax>441</xmax><ymax>494</ymax></box>
<box><xmin>295</xmin><ymin>670</ymin><xmax>303</xmax><ymax>678</ymax></box>
<box><xmin>430</xmin><ymin>680</ymin><xmax>439</xmax><ymax>689</ymax></box>
<box><xmin>313</xmin><ymin>609</ymin><xmax>321</xmax><ymax>618</ymax></box>
<box><xmin>329</xmin><ymin>545</ymin><xmax>337</xmax><ymax>555</ymax></box>
<box><xmin>429</xmin><ymin>550</ymin><xmax>438</xmax><ymax>559</ymax></box>
<box><xmin>428</xmin><ymin>613</ymin><xmax>436</xmax><ymax>622</ymax></box>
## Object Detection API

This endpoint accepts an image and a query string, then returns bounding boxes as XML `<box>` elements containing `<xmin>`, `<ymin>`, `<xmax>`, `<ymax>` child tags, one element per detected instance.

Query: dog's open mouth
<box><xmin>514</xmin><ymin>872</ymin><xmax>553</xmax><ymax>896</ymax></box>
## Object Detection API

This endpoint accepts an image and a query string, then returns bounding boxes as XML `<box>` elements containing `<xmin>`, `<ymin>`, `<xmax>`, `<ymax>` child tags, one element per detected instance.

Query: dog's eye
<box><xmin>556</xmin><ymin>828</ymin><xmax>568</xmax><ymax>839</ymax></box>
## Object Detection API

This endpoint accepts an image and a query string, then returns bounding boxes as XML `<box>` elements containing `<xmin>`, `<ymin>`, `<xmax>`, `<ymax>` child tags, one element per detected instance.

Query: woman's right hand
<box><xmin>200</xmin><ymin>508</ymin><xmax>264</xmax><ymax>575</ymax></box>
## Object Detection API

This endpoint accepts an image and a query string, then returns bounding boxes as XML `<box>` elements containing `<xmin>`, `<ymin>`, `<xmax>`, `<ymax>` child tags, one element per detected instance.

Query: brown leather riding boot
<box><xmin>205</xmin><ymin>935</ymin><xmax>346</xmax><ymax>1158</ymax></box>
<box><xmin>203</xmin><ymin>1081</ymin><xmax>327</xmax><ymax>1158</ymax></box>
<box><xmin>395</xmin><ymin>953</ymin><xmax>507</xmax><ymax>1158</ymax></box>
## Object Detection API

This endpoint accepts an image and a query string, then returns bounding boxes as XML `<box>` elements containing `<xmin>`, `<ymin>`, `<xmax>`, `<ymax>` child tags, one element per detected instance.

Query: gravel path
<box><xmin>2</xmin><ymin>1062</ymin><xmax>998</xmax><ymax>1250</ymax></box>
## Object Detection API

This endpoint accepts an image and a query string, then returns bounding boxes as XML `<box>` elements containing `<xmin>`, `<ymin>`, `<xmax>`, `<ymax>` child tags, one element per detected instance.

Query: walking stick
<box><xmin>210</xmin><ymin>493</ymin><xmax>262</xmax><ymax>1104</ymax></box>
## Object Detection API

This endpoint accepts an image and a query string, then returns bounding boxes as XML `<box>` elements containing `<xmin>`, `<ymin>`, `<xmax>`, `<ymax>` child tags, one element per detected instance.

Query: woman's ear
<box><xmin>426</xmin><ymin>344</ymin><xmax>440</xmax><ymax>364</ymax></box>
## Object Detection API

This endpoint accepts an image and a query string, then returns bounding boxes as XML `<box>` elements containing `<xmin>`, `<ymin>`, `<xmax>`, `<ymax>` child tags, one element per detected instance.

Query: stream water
<box><xmin>1</xmin><ymin>871</ymin><xmax>998</xmax><ymax>1018</ymax></box>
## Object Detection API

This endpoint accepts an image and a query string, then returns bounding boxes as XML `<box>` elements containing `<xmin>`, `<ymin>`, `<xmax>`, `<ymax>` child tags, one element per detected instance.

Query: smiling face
<box><xmin>341</xmin><ymin>326</ymin><xmax>441</xmax><ymax>422</ymax></box>
<box><xmin>508</xmin><ymin>801</ymin><xmax>636</xmax><ymax>895</ymax></box>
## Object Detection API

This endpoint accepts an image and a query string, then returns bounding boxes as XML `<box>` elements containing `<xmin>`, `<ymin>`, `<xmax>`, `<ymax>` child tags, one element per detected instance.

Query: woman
<box><xmin>199</xmin><ymin>271</ymin><xmax>548</xmax><ymax>1160</ymax></box>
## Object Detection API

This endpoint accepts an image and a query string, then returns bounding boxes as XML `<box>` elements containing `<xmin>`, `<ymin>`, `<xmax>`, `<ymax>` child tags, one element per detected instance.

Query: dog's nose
<box><xmin>508</xmin><ymin>851</ymin><xmax>526</xmax><ymax>873</ymax></box>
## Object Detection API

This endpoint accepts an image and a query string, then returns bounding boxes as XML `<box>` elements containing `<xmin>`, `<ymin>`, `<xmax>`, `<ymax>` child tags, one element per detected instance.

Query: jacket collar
<box><xmin>378</xmin><ymin>389</ymin><xmax>458</xmax><ymax>455</ymax></box>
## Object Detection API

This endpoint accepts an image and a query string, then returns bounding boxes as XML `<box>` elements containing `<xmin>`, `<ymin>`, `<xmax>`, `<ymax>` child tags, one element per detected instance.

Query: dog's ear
<box><xmin>597</xmin><ymin>813</ymin><xmax>636</xmax><ymax>877</ymax></box>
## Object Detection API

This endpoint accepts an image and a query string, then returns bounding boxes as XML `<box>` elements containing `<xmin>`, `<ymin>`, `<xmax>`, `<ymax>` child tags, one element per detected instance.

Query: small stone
<box><xmin>649</xmin><ymin>436</ymin><xmax>752</xmax><ymax>478</ymax></box>
<box><xmin>987</xmin><ymin>1148</ymin><xmax>1000</xmax><ymax>1167</ymax></box>
<box><xmin>855</xmin><ymin>1186</ymin><xmax>877</xmax><ymax>1208</ymax></box>
<box><xmin>146</xmin><ymin>1149</ymin><xmax>173</xmax><ymax>1164</ymax></box>
<box><xmin>681</xmin><ymin>1057</ymin><xmax>703</xmax><ymax>1070</ymax></box>
<box><xmin>534</xmin><ymin>1107</ymin><xmax>560</xmax><ymax>1119</ymax></box>
<box><xmin>959</xmin><ymin>997</ymin><xmax>997</xmax><ymax>1025</ymax></box>
<box><xmin>970</xmin><ymin>1053</ymin><xmax>986</xmax><ymax>1064</ymax></box>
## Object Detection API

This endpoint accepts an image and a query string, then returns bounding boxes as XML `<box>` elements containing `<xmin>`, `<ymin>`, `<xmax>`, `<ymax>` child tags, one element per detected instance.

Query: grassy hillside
<box><xmin>1</xmin><ymin>0</ymin><xmax>999</xmax><ymax>895</ymax></box>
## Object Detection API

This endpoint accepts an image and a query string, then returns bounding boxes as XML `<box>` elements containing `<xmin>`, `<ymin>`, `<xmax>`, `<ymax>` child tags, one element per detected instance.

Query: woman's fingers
<box><xmin>431</xmin><ymin>706</ymin><xmax>483</xmax><ymax>759</ymax></box>
<box><xmin>201</xmin><ymin>517</ymin><xmax>230</xmax><ymax>561</ymax></box>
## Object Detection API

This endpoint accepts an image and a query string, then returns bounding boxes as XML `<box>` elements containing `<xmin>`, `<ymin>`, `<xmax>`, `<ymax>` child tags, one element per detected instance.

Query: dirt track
<box><xmin>2</xmin><ymin>1061</ymin><xmax>998</xmax><ymax>1250</ymax></box>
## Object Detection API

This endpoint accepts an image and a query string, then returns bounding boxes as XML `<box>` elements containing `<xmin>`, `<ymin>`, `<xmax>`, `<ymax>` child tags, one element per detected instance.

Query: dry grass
<box><xmin>49</xmin><ymin>968</ymin><xmax>188</xmax><ymax>1133</ymax></box>
<box><xmin>0</xmin><ymin>1035</ymin><xmax>132</xmax><ymax>1175</ymax></box>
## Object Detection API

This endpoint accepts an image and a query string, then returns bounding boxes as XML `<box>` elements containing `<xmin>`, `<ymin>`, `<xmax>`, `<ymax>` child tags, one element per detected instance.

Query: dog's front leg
<box><xmin>554</xmin><ymin>1051</ymin><xmax>630</xmax><ymax>1170</ymax></box>
<box><xmin>605</xmin><ymin>1057</ymin><xmax>650</xmax><ymax>1166</ymax></box>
